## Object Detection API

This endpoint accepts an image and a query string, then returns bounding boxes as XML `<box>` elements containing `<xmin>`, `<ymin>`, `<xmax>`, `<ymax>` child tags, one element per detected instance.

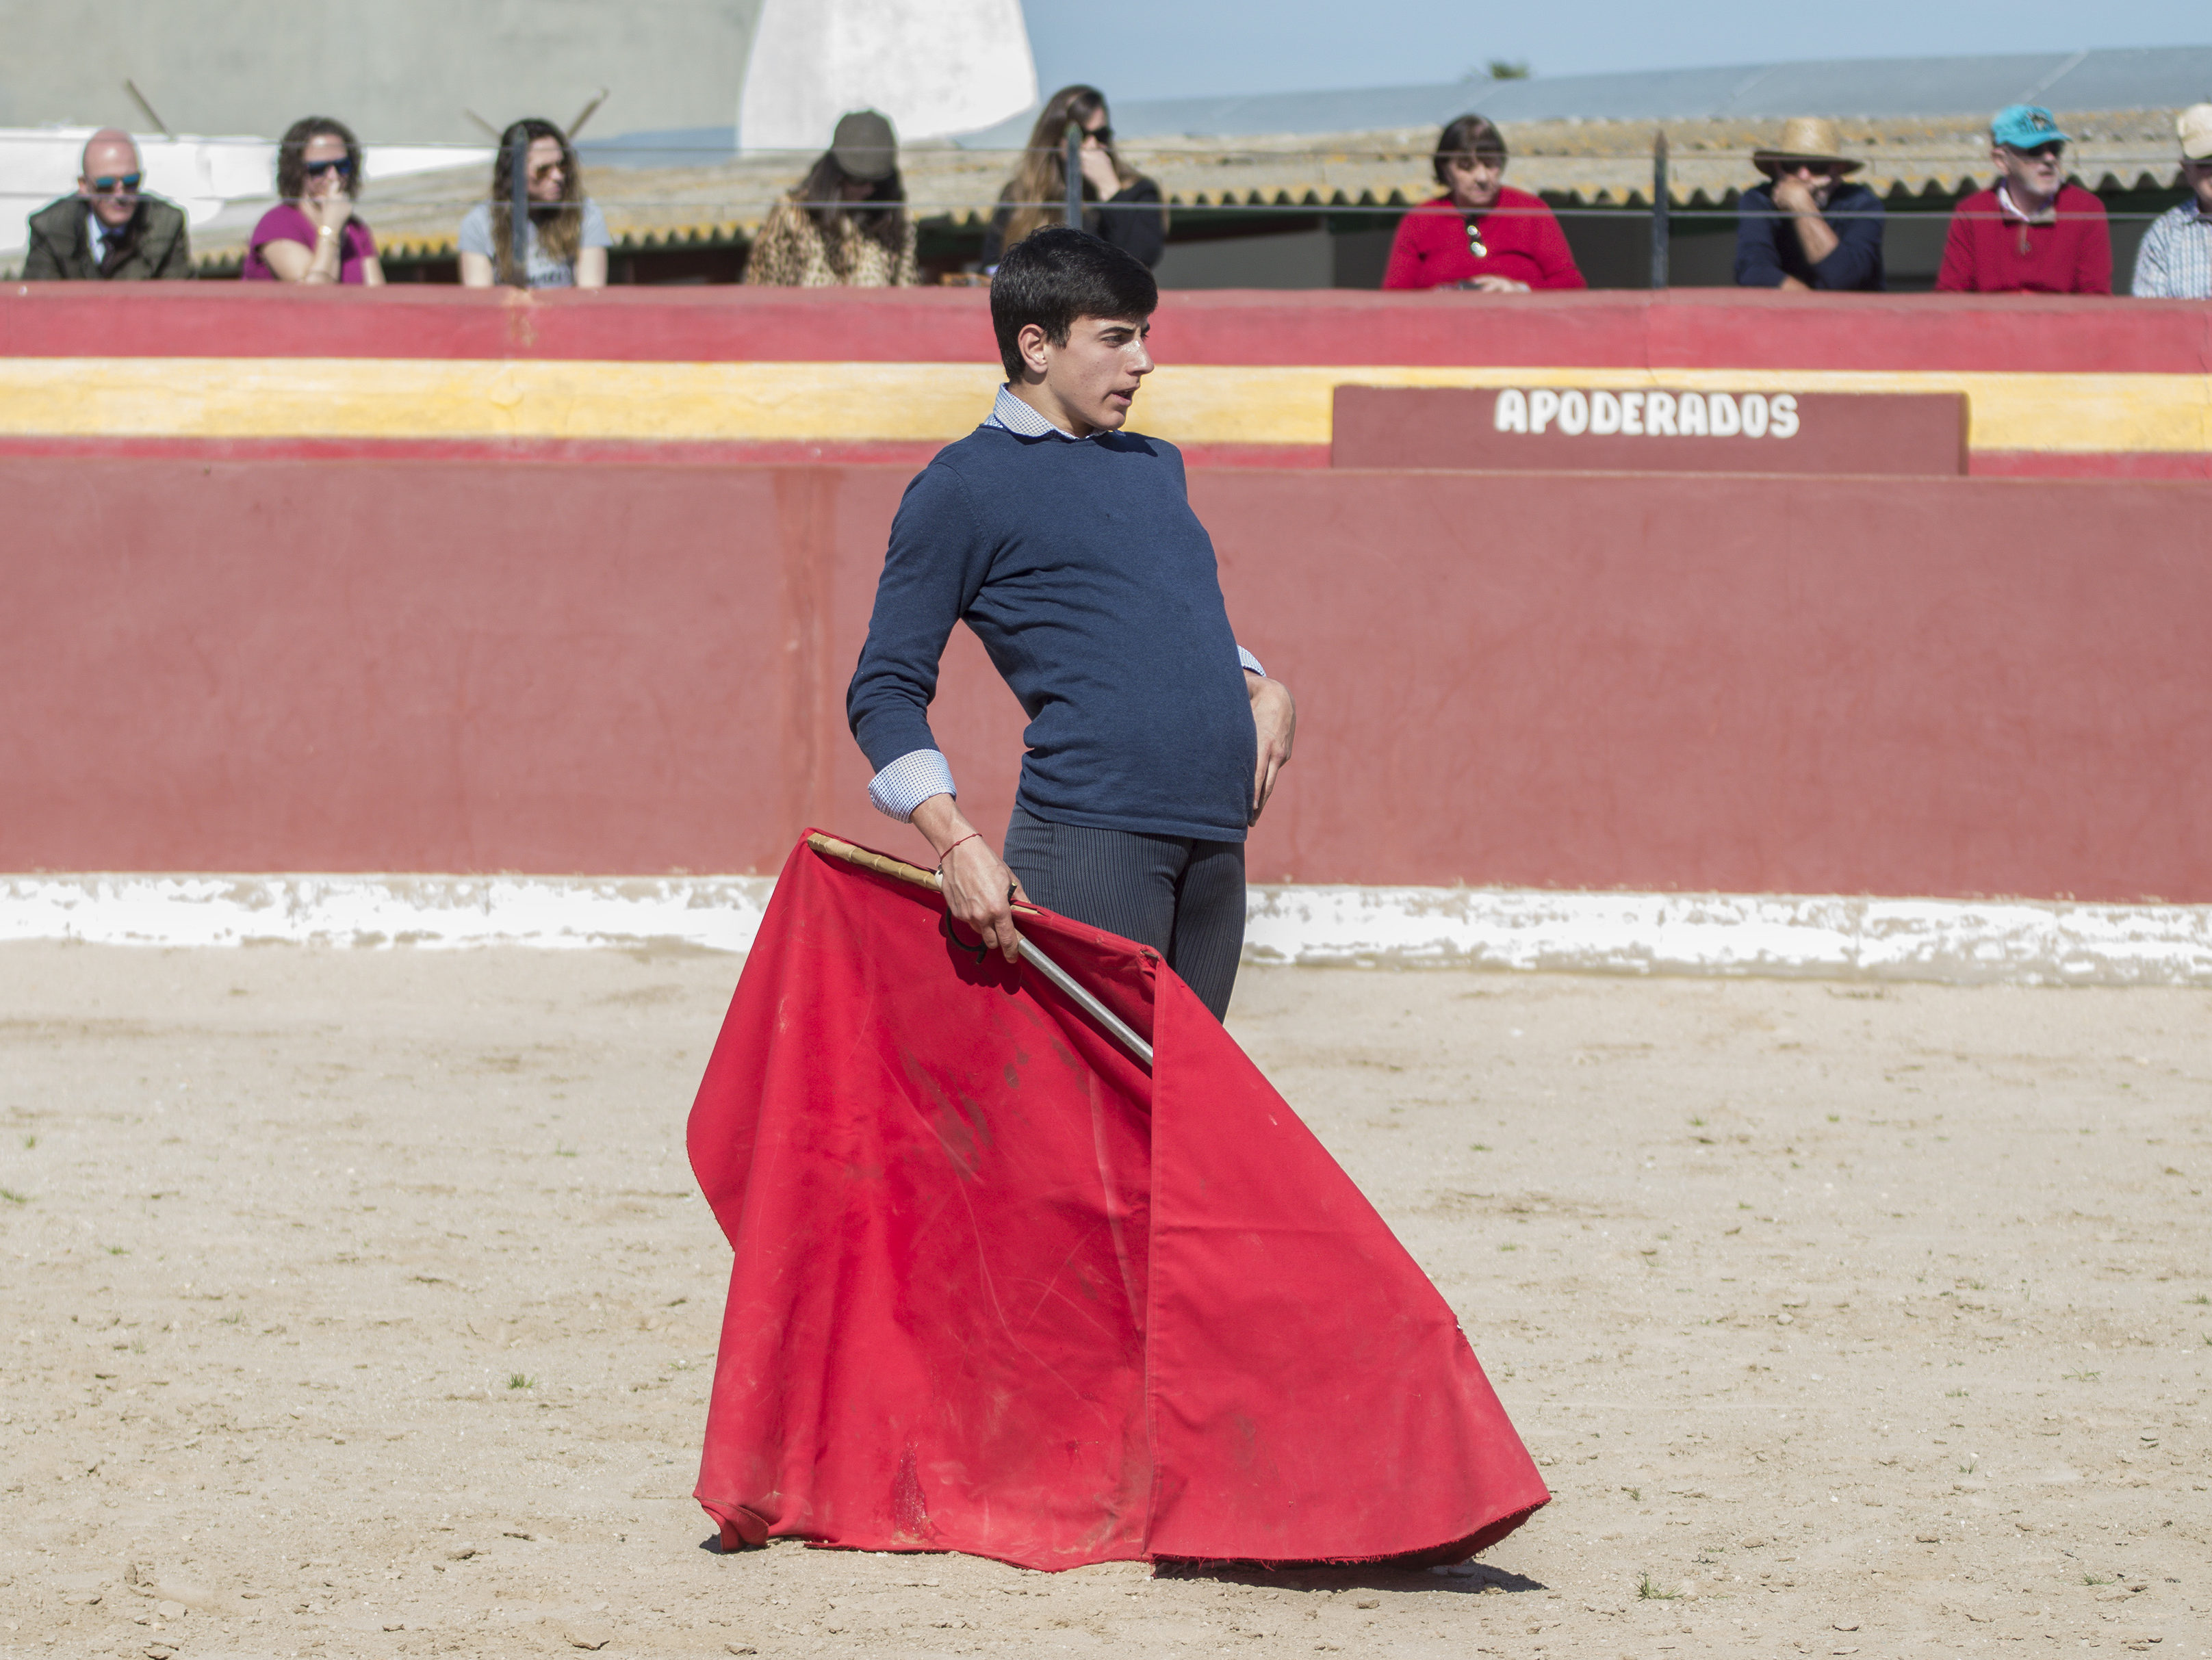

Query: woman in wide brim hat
<box><xmin>1751</xmin><ymin>116</ymin><xmax>1864</xmax><ymax>177</ymax></box>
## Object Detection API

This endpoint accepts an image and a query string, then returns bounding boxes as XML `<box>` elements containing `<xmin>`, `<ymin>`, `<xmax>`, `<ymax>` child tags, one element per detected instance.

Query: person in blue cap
<box><xmin>1936</xmin><ymin>104</ymin><xmax>2110</xmax><ymax>294</ymax></box>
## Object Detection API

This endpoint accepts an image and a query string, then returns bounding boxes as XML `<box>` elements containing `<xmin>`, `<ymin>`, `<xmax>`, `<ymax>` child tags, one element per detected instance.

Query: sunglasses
<box><xmin>303</xmin><ymin>158</ymin><xmax>355</xmax><ymax>178</ymax></box>
<box><xmin>2005</xmin><ymin>144</ymin><xmax>2064</xmax><ymax>162</ymax></box>
<box><xmin>88</xmin><ymin>173</ymin><xmax>142</xmax><ymax>194</ymax></box>
<box><xmin>528</xmin><ymin>161</ymin><xmax>565</xmax><ymax>183</ymax></box>
<box><xmin>1084</xmin><ymin>125</ymin><xmax>1113</xmax><ymax>146</ymax></box>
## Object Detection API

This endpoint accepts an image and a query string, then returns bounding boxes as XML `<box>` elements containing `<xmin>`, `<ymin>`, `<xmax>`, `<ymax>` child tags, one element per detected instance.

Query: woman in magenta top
<box><xmin>242</xmin><ymin>116</ymin><xmax>384</xmax><ymax>285</ymax></box>
<box><xmin>1383</xmin><ymin>114</ymin><xmax>1584</xmax><ymax>292</ymax></box>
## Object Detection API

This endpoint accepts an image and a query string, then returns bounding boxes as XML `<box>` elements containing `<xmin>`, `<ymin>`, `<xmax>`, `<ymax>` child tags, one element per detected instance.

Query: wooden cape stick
<box><xmin>806</xmin><ymin>832</ymin><xmax>1155</xmax><ymax>1069</ymax></box>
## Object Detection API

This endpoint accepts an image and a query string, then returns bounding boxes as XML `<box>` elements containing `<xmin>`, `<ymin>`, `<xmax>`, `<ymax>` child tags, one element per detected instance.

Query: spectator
<box><xmin>459</xmin><ymin>120</ymin><xmax>610</xmax><ymax>288</ymax></box>
<box><xmin>2131</xmin><ymin>103</ymin><xmax>2212</xmax><ymax>299</ymax></box>
<box><xmin>1734</xmin><ymin>117</ymin><xmax>1884</xmax><ymax>291</ymax></box>
<box><xmin>744</xmin><ymin>109</ymin><xmax>918</xmax><ymax>287</ymax></box>
<box><xmin>242</xmin><ymin>117</ymin><xmax>384</xmax><ymax>285</ymax></box>
<box><xmin>1382</xmin><ymin>114</ymin><xmax>1584</xmax><ymax>291</ymax></box>
<box><xmin>1936</xmin><ymin>105</ymin><xmax>2109</xmax><ymax>295</ymax></box>
<box><xmin>22</xmin><ymin>127</ymin><xmax>192</xmax><ymax>280</ymax></box>
<box><xmin>981</xmin><ymin>86</ymin><xmax>1165</xmax><ymax>270</ymax></box>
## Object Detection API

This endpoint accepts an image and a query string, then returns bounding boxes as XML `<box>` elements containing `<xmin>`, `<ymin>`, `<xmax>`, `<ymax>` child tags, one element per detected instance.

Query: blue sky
<box><xmin>1020</xmin><ymin>1</ymin><xmax>2211</xmax><ymax>101</ymax></box>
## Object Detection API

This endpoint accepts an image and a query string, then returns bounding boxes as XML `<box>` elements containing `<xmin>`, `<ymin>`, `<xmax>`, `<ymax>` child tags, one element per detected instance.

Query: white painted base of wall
<box><xmin>2</xmin><ymin>875</ymin><xmax>2207</xmax><ymax>986</ymax></box>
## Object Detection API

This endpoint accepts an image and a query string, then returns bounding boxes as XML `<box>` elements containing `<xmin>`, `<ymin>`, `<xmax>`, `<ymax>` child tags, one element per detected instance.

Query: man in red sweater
<box><xmin>1936</xmin><ymin>104</ymin><xmax>2111</xmax><ymax>294</ymax></box>
<box><xmin>1382</xmin><ymin>113</ymin><xmax>1585</xmax><ymax>291</ymax></box>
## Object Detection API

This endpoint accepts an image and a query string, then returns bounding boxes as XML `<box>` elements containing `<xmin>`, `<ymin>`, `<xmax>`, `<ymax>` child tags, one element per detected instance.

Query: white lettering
<box><xmin>1677</xmin><ymin>391</ymin><xmax>1708</xmax><ymax>435</ymax></box>
<box><xmin>1558</xmin><ymin>389</ymin><xmax>1589</xmax><ymax>435</ymax></box>
<box><xmin>1646</xmin><ymin>391</ymin><xmax>1677</xmax><ymax>436</ymax></box>
<box><xmin>1591</xmin><ymin>390</ymin><xmax>1622</xmax><ymax>435</ymax></box>
<box><xmin>1769</xmin><ymin>392</ymin><xmax>1799</xmax><ymax>439</ymax></box>
<box><xmin>1621</xmin><ymin>391</ymin><xmax>1645</xmax><ymax>435</ymax></box>
<box><xmin>1741</xmin><ymin>393</ymin><xmax>1769</xmax><ymax>439</ymax></box>
<box><xmin>1493</xmin><ymin>388</ymin><xmax>1528</xmax><ymax>432</ymax></box>
<box><xmin>1529</xmin><ymin>387</ymin><xmax>1560</xmax><ymax>435</ymax></box>
<box><xmin>1708</xmin><ymin>393</ymin><xmax>1741</xmax><ymax>437</ymax></box>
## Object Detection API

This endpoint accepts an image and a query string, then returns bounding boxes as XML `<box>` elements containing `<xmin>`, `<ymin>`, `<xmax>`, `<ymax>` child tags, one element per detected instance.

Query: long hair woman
<box><xmin>743</xmin><ymin>109</ymin><xmax>918</xmax><ymax>287</ymax></box>
<box><xmin>983</xmin><ymin>85</ymin><xmax>1163</xmax><ymax>269</ymax></box>
<box><xmin>459</xmin><ymin>118</ymin><xmax>610</xmax><ymax>288</ymax></box>
<box><xmin>242</xmin><ymin>116</ymin><xmax>383</xmax><ymax>284</ymax></box>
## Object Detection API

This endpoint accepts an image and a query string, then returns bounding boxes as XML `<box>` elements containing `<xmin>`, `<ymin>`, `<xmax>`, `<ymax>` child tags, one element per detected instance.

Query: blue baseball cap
<box><xmin>1991</xmin><ymin>104</ymin><xmax>2070</xmax><ymax>151</ymax></box>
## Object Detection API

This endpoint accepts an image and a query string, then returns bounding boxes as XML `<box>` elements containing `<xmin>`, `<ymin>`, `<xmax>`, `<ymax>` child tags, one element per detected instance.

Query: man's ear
<box><xmin>1017</xmin><ymin>322</ymin><xmax>1051</xmax><ymax>376</ymax></box>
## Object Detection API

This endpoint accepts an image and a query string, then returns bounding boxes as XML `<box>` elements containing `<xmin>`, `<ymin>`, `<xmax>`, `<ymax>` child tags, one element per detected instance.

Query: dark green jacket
<box><xmin>22</xmin><ymin>194</ymin><xmax>194</xmax><ymax>280</ymax></box>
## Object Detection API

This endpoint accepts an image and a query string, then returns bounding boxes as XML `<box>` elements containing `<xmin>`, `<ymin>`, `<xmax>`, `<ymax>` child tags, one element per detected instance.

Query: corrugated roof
<box><xmin>960</xmin><ymin>46</ymin><xmax>2212</xmax><ymax>141</ymax></box>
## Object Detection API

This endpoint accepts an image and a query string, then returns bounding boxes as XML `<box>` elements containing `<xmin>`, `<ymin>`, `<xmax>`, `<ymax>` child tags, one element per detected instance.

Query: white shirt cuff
<box><xmin>868</xmin><ymin>748</ymin><xmax>957</xmax><ymax>822</ymax></box>
<box><xmin>1237</xmin><ymin>645</ymin><xmax>1266</xmax><ymax>678</ymax></box>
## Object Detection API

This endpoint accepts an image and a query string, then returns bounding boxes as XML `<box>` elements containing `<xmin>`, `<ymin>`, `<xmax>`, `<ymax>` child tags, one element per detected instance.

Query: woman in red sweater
<box><xmin>1383</xmin><ymin>114</ymin><xmax>1585</xmax><ymax>291</ymax></box>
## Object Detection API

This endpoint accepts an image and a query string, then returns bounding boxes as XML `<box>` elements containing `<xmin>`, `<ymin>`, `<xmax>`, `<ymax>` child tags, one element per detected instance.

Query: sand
<box><xmin>1</xmin><ymin>941</ymin><xmax>2206</xmax><ymax>1658</ymax></box>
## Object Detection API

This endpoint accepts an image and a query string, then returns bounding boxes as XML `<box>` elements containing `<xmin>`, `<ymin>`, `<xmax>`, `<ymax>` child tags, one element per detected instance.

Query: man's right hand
<box><xmin>912</xmin><ymin>794</ymin><xmax>1027</xmax><ymax>963</ymax></box>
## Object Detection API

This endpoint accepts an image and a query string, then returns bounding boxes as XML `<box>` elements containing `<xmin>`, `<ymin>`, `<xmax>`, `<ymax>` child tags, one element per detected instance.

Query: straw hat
<box><xmin>2178</xmin><ymin>103</ymin><xmax>2212</xmax><ymax>161</ymax></box>
<box><xmin>1751</xmin><ymin>116</ymin><xmax>1863</xmax><ymax>177</ymax></box>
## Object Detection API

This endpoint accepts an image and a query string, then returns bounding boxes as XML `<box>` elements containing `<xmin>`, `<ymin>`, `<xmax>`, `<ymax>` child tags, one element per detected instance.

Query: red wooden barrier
<box><xmin>3</xmin><ymin>454</ymin><xmax>2207</xmax><ymax>900</ymax></box>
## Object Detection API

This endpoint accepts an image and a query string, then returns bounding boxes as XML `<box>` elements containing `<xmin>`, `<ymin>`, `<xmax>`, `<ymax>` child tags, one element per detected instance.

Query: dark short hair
<box><xmin>276</xmin><ymin>116</ymin><xmax>364</xmax><ymax>203</ymax></box>
<box><xmin>1432</xmin><ymin>114</ymin><xmax>1508</xmax><ymax>184</ymax></box>
<box><xmin>989</xmin><ymin>225</ymin><xmax>1157</xmax><ymax>379</ymax></box>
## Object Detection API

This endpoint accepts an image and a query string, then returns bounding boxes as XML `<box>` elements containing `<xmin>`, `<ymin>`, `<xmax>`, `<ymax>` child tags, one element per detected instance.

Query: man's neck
<box><xmin>1006</xmin><ymin>379</ymin><xmax>1090</xmax><ymax>439</ymax></box>
<box><xmin>1998</xmin><ymin>181</ymin><xmax>2059</xmax><ymax>222</ymax></box>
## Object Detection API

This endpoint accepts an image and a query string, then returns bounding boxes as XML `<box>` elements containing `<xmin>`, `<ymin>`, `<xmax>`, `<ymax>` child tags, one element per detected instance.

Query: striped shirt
<box><xmin>2131</xmin><ymin>199</ymin><xmax>2212</xmax><ymax>299</ymax></box>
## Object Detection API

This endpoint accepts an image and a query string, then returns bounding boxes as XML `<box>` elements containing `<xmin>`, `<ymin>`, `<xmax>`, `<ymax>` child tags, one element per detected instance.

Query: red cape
<box><xmin>687</xmin><ymin>832</ymin><xmax>1547</xmax><ymax>1570</ymax></box>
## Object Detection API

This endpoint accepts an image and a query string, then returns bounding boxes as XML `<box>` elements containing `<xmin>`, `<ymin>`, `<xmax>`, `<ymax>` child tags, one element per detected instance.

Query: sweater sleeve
<box><xmin>847</xmin><ymin>461</ymin><xmax>996</xmax><ymax>772</ymax></box>
<box><xmin>1733</xmin><ymin>196</ymin><xmax>1787</xmax><ymax>287</ymax></box>
<box><xmin>1934</xmin><ymin>208</ymin><xmax>1976</xmax><ymax>293</ymax></box>
<box><xmin>1381</xmin><ymin>209</ymin><xmax>1438</xmax><ymax>289</ymax></box>
<box><xmin>2076</xmin><ymin>197</ymin><xmax>2113</xmax><ymax>296</ymax></box>
<box><xmin>1810</xmin><ymin>190</ymin><xmax>1884</xmax><ymax>291</ymax></box>
<box><xmin>1097</xmin><ymin>177</ymin><xmax>1165</xmax><ymax>269</ymax></box>
<box><xmin>2131</xmin><ymin>216</ymin><xmax>2174</xmax><ymax>297</ymax></box>
<box><xmin>1528</xmin><ymin>200</ymin><xmax>1585</xmax><ymax>289</ymax></box>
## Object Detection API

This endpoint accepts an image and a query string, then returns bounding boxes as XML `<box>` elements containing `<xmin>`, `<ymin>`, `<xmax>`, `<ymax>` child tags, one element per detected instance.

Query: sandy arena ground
<box><xmin>1</xmin><ymin>942</ymin><xmax>2207</xmax><ymax>1659</ymax></box>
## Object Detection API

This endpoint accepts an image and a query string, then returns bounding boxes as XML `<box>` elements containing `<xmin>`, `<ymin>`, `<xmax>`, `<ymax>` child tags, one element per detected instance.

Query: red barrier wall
<box><xmin>4</xmin><ymin>455</ymin><xmax>2209</xmax><ymax>900</ymax></box>
<box><xmin>7</xmin><ymin>283</ymin><xmax>2211</xmax><ymax>373</ymax></box>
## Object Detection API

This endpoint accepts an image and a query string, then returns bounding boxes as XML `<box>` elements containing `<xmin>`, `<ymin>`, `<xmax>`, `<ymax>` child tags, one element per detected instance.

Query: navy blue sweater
<box><xmin>1734</xmin><ymin>181</ymin><xmax>1886</xmax><ymax>291</ymax></box>
<box><xmin>847</xmin><ymin>424</ymin><xmax>1255</xmax><ymax>842</ymax></box>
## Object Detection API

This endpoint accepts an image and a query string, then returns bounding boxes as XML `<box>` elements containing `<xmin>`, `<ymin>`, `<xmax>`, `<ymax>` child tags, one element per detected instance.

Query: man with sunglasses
<box><xmin>23</xmin><ymin>128</ymin><xmax>192</xmax><ymax>281</ymax></box>
<box><xmin>1936</xmin><ymin>105</ymin><xmax>2111</xmax><ymax>294</ymax></box>
<box><xmin>1734</xmin><ymin>117</ymin><xmax>1884</xmax><ymax>291</ymax></box>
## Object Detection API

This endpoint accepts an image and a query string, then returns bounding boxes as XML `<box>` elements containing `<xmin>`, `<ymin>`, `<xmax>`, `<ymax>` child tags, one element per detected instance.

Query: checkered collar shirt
<box><xmin>981</xmin><ymin>383</ymin><xmax>1106</xmax><ymax>441</ymax></box>
<box><xmin>2131</xmin><ymin>196</ymin><xmax>2212</xmax><ymax>300</ymax></box>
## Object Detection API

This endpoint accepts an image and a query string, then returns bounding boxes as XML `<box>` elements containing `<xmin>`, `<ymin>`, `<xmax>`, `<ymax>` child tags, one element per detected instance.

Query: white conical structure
<box><xmin>738</xmin><ymin>0</ymin><xmax>1038</xmax><ymax>153</ymax></box>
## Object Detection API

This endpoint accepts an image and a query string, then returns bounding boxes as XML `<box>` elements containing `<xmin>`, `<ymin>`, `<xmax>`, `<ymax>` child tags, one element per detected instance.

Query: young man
<box><xmin>2131</xmin><ymin>103</ymin><xmax>2212</xmax><ymax>300</ymax></box>
<box><xmin>1936</xmin><ymin>104</ymin><xmax>2111</xmax><ymax>295</ymax></box>
<box><xmin>845</xmin><ymin>226</ymin><xmax>1296</xmax><ymax>1022</ymax></box>
<box><xmin>23</xmin><ymin>128</ymin><xmax>193</xmax><ymax>281</ymax></box>
<box><xmin>1734</xmin><ymin>116</ymin><xmax>1885</xmax><ymax>291</ymax></box>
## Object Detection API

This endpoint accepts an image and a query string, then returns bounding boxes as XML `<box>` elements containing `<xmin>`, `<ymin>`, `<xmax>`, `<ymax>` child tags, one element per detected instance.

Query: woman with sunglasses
<box><xmin>242</xmin><ymin>116</ymin><xmax>383</xmax><ymax>285</ymax></box>
<box><xmin>981</xmin><ymin>86</ymin><xmax>1163</xmax><ymax>269</ymax></box>
<box><xmin>1382</xmin><ymin>114</ymin><xmax>1583</xmax><ymax>292</ymax></box>
<box><xmin>458</xmin><ymin>119</ymin><xmax>608</xmax><ymax>288</ymax></box>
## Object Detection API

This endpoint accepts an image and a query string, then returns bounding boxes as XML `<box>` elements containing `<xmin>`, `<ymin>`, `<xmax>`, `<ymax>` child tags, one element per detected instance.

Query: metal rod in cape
<box><xmin>804</xmin><ymin>833</ymin><xmax>1155</xmax><ymax>1069</ymax></box>
<box><xmin>1650</xmin><ymin>128</ymin><xmax>1670</xmax><ymax>291</ymax></box>
<box><xmin>1064</xmin><ymin>121</ymin><xmax>1083</xmax><ymax>229</ymax></box>
<box><xmin>508</xmin><ymin>127</ymin><xmax>530</xmax><ymax>287</ymax></box>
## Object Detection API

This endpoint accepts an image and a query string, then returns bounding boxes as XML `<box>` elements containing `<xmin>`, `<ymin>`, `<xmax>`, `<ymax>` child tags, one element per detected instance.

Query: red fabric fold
<box><xmin>688</xmin><ymin>831</ymin><xmax>1547</xmax><ymax>1570</ymax></box>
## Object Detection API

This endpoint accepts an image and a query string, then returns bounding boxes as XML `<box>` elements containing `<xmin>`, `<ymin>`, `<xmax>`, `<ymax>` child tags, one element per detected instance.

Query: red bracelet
<box><xmin>936</xmin><ymin>831</ymin><xmax>981</xmax><ymax>872</ymax></box>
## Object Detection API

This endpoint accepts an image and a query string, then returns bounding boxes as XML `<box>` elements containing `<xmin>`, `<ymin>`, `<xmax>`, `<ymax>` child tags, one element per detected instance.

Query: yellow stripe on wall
<box><xmin>1</xmin><ymin>358</ymin><xmax>2207</xmax><ymax>454</ymax></box>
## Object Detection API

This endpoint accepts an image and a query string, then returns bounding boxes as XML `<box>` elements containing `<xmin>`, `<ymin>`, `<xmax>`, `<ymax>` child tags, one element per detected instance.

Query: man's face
<box><xmin>1771</xmin><ymin>161</ymin><xmax>1838</xmax><ymax>208</ymax></box>
<box><xmin>79</xmin><ymin>135</ymin><xmax>142</xmax><ymax>229</ymax></box>
<box><xmin>1994</xmin><ymin>141</ymin><xmax>2065</xmax><ymax>203</ymax></box>
<box><xmin>1443</xmin><ymin>153</ymin><xmax>1505</xmax><ymax>211</ymax></box>
<box><xmin>2187</xmin><ymin>157</ymin><xmax>2212</xmax><ymax>213</ymax></box>
<box><xmin>1024</xmin><ymin>314</ymin><xmax>1154</xmax><ymax>433</ymax></box>
<box><xmin>525</xmin><ymin>135</ymin><xmax>567</xmax><ymax>205</ymax></box>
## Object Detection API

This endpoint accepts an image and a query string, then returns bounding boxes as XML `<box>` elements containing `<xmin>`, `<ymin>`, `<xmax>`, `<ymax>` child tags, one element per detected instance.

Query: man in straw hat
<box><xmin>2131</xmin><ymin>102</ymin><xmax>2212</xmax><ymax>298</ymax></box>
<box><xmin>1937</xmin><ymin>104</ymin><xmax>2109</xmax><ymax>294</ymax></box>
<box><xmin>1734</xmin><ymin>116</ymin><xmax>1885</xmax><ymax>290</ymax></box>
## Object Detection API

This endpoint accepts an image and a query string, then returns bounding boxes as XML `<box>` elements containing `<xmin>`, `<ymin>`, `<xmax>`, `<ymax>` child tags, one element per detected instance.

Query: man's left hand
<box><xmin>1247</xmin><ymin>673</ymin><xmax>1296</xmax><ymax>825</ymax></box>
